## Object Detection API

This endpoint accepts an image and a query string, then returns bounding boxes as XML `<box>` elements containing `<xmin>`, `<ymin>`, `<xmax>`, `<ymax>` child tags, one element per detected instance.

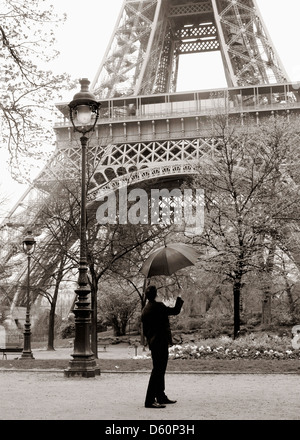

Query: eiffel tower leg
<box><xmin>64</xmin><ymin>136</ymin><xmax>100</xmax><ymax>378</ymax></box>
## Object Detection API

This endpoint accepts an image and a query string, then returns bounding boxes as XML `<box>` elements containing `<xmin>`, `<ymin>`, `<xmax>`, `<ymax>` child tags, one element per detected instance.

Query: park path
<box><xmin>0</xmin><ymin>370</ymin><xmax>300</xmax><ymax>420</ymax></box>
<box><xmin>1</xmin><ymin>344</ymin><xmax>300</xmax><ymax>420</ymax></box>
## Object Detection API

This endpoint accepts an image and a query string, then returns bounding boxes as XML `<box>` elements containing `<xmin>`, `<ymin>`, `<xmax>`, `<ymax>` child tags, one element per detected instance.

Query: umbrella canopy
<box><xmin>140</xmin><ymin>243</ymin><xmax>198</xmax><ymax>278</ymax></box>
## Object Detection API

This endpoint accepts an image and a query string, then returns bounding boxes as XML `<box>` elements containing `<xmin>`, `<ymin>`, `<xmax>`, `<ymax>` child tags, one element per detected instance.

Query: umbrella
<box><xmin>140</xmin><ymin>243</ymin><xmax>198</xmax><ymax>278</ymax></box>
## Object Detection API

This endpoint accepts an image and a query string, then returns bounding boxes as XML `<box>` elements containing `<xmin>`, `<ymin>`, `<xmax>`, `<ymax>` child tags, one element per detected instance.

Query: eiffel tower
<box><xmin>2</xmin><ymin>0</ymin><xmax>300</xmax><ymax>322</ymax></box>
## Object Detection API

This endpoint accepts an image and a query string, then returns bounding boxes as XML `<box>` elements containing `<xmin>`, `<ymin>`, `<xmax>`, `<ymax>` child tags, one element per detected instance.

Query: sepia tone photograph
<box><xmin>0</xmin><ymin>0</ymin><xmax>300</xmax><ymax>429</ymax></box>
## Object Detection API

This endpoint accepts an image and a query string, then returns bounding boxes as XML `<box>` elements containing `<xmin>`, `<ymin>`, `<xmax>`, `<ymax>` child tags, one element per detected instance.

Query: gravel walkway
<box><xmin>1</xmin><ymin>344</ymin><xmax>300</xmax><ymax>421</ymax></box>
<box><xmin>0</xmin><ymin>370</ymin><xmax>300</xmax><ymax>420</ymax></box>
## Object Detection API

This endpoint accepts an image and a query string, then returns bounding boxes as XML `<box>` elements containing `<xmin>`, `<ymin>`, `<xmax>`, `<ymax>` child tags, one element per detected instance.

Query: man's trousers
<box><xmin>145</xmin><ymin>343</ymin><xmax>169</xmax><ymax>405</ymax></box>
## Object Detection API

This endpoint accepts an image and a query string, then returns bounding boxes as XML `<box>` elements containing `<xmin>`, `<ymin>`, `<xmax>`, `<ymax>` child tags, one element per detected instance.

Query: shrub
<box><xmin>188</xmin><ymin>318</ymin><xmax>204</xmax><ymax>331</ymax></box>
<box><xmin>247</xmin><ymin>317</ymin><xmax>261</xmax><ymax>327</ymax></box>
<box><xmin>61</xmin><ymin>323</ymin><xmax>75</xmax><ymax>339</ymax></box>
<box><xmin>272</xmin><ymin>310</ymin><xmax>297</xmax><ymax>326</ymax></box>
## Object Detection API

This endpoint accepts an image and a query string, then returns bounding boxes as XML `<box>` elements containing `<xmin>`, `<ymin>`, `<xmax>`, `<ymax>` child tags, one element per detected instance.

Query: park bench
<box><xmin>0</xmin><ymin>332</ymin><xmax>23</xmax><ymax>359</ymax></box>
<box><xmin>0</xmin><ymin>345</ymin><xmax>23</xmax><ymax>360</ymax></box>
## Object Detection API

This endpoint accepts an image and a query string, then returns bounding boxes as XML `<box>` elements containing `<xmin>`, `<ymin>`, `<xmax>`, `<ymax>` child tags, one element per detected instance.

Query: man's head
<box><xmin>145</xmin><ymin>285</ymin><xmax>157</xmax><ymax>302</ymax></box>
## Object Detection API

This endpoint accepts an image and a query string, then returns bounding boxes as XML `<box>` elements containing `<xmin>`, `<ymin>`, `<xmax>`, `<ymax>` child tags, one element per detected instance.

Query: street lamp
<box><xmin>20</xmin><ymin>230</ymin><xmax>36</xmax><ymax>360</ymax></box>
<box><xmin>64</xmin><ymin>78</ymin><xmax>101</xmax><ymax>378</ymax></box>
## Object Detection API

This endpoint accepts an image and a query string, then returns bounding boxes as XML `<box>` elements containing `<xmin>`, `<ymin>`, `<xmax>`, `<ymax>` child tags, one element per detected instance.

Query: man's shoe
<box><xmin>158</xmin><ymin>397</ymin><xmax>177</xmax><ymax>404</ymax></box>
<box><xmin>145</xmin><ymin>402</ymin><xmax>166</xmax><ymax>409</ymax></box>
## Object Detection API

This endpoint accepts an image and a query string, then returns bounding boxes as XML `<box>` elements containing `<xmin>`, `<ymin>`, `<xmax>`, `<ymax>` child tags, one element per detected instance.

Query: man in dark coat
<box><xmin>141</xmin><ymin>284</ymin><xmax>184</xmax><ymax>409</ymax></box>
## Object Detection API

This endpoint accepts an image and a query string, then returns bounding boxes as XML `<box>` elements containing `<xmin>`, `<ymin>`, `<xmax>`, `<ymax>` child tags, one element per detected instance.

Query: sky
<box><xmin>1</xmin><ymin>0</ymin><xmax>300</xmax><ymax>217</ymax></box>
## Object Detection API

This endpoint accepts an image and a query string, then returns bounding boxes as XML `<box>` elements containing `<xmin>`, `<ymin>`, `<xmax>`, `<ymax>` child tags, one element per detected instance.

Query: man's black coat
<box><xmin>142</xmin><ymin>296</ymin><xmax>184</xmax><ymax>349</ymax></box>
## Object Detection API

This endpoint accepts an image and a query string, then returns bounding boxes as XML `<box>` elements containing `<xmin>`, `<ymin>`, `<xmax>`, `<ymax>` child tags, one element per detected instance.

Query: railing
<box><xmin>54</xmin><ymin>82</ymin><xmax>300</xmax><ymax>128</ymax></box>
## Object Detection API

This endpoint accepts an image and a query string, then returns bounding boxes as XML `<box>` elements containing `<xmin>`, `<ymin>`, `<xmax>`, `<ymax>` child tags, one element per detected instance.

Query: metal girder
<box><xmin>211</xmin><ymin>0</ymin><xmax>289</xmax><ymax>86</ymax></box>
<box><xmin>91</xmin><ymin>0</ymin><xmax>289</xmax><ymax>97</ymax></box>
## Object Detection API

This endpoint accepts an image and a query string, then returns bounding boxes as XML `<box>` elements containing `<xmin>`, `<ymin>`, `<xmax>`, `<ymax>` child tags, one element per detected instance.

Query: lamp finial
<box><xmin>80</xmin><ymin>78</ymin><xmax>90</xmax><ymax>92</ymax></box>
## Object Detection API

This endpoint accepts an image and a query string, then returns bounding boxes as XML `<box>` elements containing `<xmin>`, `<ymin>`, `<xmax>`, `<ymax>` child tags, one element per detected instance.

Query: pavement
<box><xmin>1</xmin><ymin>343</ymin><xmax>300</xmax><ymax>421</ymax></box>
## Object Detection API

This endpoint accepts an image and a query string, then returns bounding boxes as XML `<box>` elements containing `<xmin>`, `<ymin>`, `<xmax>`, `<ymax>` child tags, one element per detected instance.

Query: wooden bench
<box><xmin>0</xmin><ymin>347</ymin><xmax>23</xmax><ymax>360</ymax></box>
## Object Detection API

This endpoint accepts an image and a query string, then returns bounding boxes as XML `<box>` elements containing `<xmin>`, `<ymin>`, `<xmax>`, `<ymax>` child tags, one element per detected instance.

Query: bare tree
<box><xmin>98</xmin><ymin>279</ymin><xmax>140</xmax><ymax>337</ymax></box>
<box><xmin>86</xmin><ymin>218</ymin><xmax>170</xmax><ymax>356</ymax></box>
<box><xmin>0</xmin><ymin>0</ymin><xmax>74</xmax><ymax>180</ymax></box>
<box><xmin>189</xmin><ymin>113</ymin><xmax>300</xmax><ymax>338</ymax></box>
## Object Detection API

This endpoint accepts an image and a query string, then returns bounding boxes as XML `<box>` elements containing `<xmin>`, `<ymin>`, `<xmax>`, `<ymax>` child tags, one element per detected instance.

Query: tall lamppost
<box><xmin>20</xmin><ymin>230</ymin><xmax>36</xmax><ymax>360</ymax></box>
<box><xmin>64</xmin><ymin>78</ymin><xmax>101</xmax><ymax>378</ymax></box>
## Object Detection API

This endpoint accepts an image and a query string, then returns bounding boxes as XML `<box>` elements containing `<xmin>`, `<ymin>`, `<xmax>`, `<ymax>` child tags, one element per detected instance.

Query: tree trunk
<box><xmin>47</xmin><ymin>300</ymin><xmax>57</xmax><ymax>350</ymax></box>
<box><xmin>113</xmin><ymin>320</ymin><xmax>122</xmax><ymax>336</ymax></box>
<box><xmin>261</xmin><ymin>235</ymin><xmax>276</xmax><ymax>324</ymax></box>
<box><xmin>47</xmin><ymin>262</ymin><xmax>63</xmax><ymax>350</ymax></box>
<box><xmin>233</xmin><ymin>279</ymin><xmax>242</xmax><ymax>339</ymax></box>
<box><xmin>90</xmin><ymin>282</ymin><xmax>98</xmax><ymax>359</ymax></box>
<box><xmin>121</xmin><ymin>320</ymin><xmax>127</xmax><ymax>336</ymax></box>
<box><xmin>262</xmin><ymin>292</ymin><xmax>272</xmax><ymax>325</ymax></box>
<box><xmin>47</xmin><ymin>256</ymin><xmax>66</xmax><ymax>351</ymax></box>
<box><xmin>285</xmin><ymin>281</ymin><xmax>295</xmax><ymax>320</ymax></box>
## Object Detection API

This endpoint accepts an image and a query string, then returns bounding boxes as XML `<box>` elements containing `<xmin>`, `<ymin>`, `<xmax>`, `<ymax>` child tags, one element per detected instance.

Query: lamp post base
<box><xmin>20</xmin><ymin>351</ymin><xmax>35</xmax><ymax>360</ymax></box>
<box><xmin>64</xmin><ymin>292</ymin><xmax>100</xmax><ymax>378</ymax></box>
<box><xmin>64</xmin><ymin>358</ymin><xmax>100</xmax><ymax>378</ymax></box>
<box><xmin>20</xmin><ymin>326</ymin><xmax>34</xmax><ymax>360</ymax></box>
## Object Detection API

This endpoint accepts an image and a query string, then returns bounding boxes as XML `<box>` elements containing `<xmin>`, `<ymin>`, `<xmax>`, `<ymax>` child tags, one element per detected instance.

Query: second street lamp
<box><xmin>20</xmin><ymin>230</ymin><xmax>36</xmax><ymax>360</ymax></box>
<box><xmin>64</xmin><ymin>78</ymin><xmax>101</xmax><ymax>378</ymax></box>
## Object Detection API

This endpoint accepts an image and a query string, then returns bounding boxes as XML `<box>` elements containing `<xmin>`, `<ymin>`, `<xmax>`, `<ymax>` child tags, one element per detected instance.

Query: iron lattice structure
<box><xmin>92</xmin><ymin>0</ymin><xmax>289</xmax><ymax>97</ymax></box>
<box><xmin>1</xmin><ymin>0</ymin><xmax>300</xmax><ymax>315</ymax></box>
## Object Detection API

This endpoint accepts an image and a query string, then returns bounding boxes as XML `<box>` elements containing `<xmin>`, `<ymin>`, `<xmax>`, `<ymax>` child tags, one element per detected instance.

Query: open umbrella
<box><xmin>140</xmin><ymin>243</ymin><xmax>198</xmax><ymax>278</ymax></box>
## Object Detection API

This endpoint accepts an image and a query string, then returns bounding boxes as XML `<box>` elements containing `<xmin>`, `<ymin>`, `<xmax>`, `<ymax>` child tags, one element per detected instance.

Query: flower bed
<box><xmin>168</xmin><ymin>334</ymin><xmax>300</xmax><ymax>360</ymax></box>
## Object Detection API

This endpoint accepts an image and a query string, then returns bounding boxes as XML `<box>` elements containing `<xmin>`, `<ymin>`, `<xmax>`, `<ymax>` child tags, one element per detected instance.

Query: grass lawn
<box><xmin>1</xmin><ymin>357</ymin><xmax>300</xmax><ymax>373</ymax></box>
<box><xmin>1</xmin><ymin>331</ymin><xmax>300</xmax><ymax>373</ymax></box>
